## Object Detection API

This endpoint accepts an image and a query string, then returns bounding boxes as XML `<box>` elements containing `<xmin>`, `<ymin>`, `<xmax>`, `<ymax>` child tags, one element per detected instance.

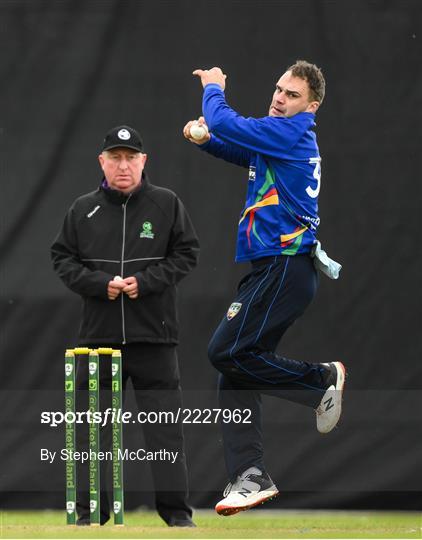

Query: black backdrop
<box><xmin>0</xmin><ymin>0</ymin><xmax>421</xmax><ymax>512</ymax></box>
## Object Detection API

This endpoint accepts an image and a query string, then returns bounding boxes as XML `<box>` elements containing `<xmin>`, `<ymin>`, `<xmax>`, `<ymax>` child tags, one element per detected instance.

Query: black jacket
<box><xmin>51</xmin><ymin>176</ymin><xmax>199</xmax><ymax>345</ymax></box>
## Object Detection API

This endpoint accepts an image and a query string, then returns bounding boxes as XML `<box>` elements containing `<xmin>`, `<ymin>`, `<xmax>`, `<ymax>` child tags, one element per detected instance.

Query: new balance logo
<box><xmin>239</xmin><ymin>488</ymin><xmax>252</xmax><ymax>498</ymax></box>
<box><xmin>323</xmin><ymin>397</ymin><xmax>334</xmax><ymax>411</ymax></box>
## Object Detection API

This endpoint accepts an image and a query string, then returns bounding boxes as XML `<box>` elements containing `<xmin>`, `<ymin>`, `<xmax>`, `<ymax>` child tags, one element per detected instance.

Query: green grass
<box><xmin>0</xmin><ymin>510</ymin><xmax>420</xmax><ymax>539</ymax></box>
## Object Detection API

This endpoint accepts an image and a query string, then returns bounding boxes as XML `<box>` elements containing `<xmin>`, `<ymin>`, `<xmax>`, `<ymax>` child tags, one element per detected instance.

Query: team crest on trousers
<box><xmin>227</xmin><ymin>302</ymin><xmax>242</xmax><ymax>321</ymax></box>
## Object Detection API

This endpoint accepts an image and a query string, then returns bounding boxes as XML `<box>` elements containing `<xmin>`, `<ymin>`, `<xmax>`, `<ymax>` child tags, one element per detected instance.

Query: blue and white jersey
<box><xmin>199</xmin><ymin>83</ymin><xmax>321</xmax><ymax>262</ymax></box>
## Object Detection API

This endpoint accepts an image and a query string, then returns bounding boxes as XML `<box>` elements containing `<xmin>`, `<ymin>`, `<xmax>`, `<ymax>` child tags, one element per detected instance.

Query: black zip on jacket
<box><xmin>51</xmin><ymin>176</ymin><xmax>200</xmax><ymax>345</ymax></box>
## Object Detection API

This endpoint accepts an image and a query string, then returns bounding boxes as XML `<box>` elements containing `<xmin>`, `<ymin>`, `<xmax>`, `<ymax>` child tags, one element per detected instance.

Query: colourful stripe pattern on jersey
<box><xmin>239</xmin><ymin>167</ymin><xmax>279</xmax><ymax>249</ymax></box>
<box><xmin>199</xmin><ymin>84</ymin><xmax>321</xmax><ymax>262</ymax></box>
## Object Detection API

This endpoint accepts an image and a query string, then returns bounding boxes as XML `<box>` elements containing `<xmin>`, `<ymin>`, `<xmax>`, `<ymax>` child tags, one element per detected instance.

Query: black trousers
<box><xmin>75</xmin><ymin>343</ymin><xmax>192</xmax><ymax>525</ymax></box>
<box><xmin>208</xmin><ymin>255</ymin><xmax>328</xmax><ymax>480</ymax></box>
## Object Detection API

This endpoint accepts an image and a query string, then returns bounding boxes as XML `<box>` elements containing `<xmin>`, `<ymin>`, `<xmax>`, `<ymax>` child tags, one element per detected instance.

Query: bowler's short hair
<box><xmin>287</xmin><ymin>60</ymin><xmax>325</xmax><ymax>104</ymax></box>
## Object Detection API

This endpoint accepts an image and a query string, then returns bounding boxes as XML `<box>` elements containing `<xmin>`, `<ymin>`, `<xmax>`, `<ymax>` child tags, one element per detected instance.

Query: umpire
<box><xmin>51</xmin><ymin>125</ymin><xmax>199</xmax><ymax>527</ymax></box>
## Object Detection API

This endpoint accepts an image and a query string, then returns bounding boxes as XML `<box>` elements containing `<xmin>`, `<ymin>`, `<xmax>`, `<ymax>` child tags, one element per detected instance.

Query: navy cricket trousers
<box><xmin>208</xmin><ymin>254</ymin><xmax>327</xmax><ymax>479</ymax></box>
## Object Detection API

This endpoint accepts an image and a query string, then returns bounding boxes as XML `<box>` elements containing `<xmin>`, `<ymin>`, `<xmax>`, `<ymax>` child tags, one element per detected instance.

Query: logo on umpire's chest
<box><xmin>227</xmin><ymin>302</ymin><xmax>242</xmax><ymax>321</ymax></box>
<box><xmin>248</xmin><ymin>166</ymin><xmax>256</xmax><ymax>182</ymax></box>
<box><xmin>140</xmin><ymin>221</ymin><xmax>154</xmax><ymax>239</ymax></box>
<box><xmin>87</xmin><ymin>205</ymin><xmax>101</xmax><ymax>218</ymax></box>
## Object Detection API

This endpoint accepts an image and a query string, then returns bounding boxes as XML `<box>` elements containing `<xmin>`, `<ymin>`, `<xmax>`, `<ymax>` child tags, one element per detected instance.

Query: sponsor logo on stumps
<box><xmin>89</xmin><ymin>380</ymin><xmax>97</xmax><ymax>391</ymax></box>
<box><xmin>88</xmin><ymin>362</ymin><xmax>97</xmax><ymax>375</ymax></box>
<box><xmin>65</xmin><ymin>363</ymin><xmax>73</xmax><ymax>376</ymax></box>
<box><xmin>90</xmin><ymin>499</ymin><xmax>98</xmax><ymax>513</ymax></box>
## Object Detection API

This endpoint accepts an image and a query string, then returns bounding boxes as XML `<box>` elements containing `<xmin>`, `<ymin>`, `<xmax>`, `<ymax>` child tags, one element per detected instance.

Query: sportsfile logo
<box><xmin>40</xmin><ymin>407</ymin><xmax>252</xmax><ymax>427</ymax></box>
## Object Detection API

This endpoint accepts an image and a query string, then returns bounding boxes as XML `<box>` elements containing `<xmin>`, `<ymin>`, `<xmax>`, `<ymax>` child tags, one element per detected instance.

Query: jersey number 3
<box><xmin>306</xmin><ymin>157</ymin><xmax>321</xmax><ymax>198</ymax></box>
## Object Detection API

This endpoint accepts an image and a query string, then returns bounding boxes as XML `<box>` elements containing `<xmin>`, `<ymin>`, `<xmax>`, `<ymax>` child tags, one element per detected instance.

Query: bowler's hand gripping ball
<box><xmin>190</xmin><ymin>123</ymin><xmax>209</xmax><ymax>140</ymax></box>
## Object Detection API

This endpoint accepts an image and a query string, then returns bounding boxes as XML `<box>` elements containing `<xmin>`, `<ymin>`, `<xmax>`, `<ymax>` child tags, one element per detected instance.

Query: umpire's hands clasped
<box><xmin>107</xmin><ymin>276</ymin><xmax>139</xmax><ymax>300</ymax></box>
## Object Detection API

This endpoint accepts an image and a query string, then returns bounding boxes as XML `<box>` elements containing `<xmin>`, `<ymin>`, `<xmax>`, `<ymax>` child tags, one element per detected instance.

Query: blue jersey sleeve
<box><xmin>198</xmin><ymin>134</ymin><xmax>252</xmax><ymax>168</ymax></box>
<box><xmin>202</xmin><ymin>84</ymin><xmax>316</xmax><ymax>158</ymax></box>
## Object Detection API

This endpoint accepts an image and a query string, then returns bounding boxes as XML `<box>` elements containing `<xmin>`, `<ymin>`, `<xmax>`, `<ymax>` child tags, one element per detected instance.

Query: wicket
<box><xmin>64</xmin><ymin>347</ymin><xmax>124</xmax><ymax>526</ymax></box>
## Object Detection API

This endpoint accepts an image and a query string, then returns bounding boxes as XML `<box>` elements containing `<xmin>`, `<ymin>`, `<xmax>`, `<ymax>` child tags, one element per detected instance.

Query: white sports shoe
<box><xmin>316</xmin><ymin>362</ymin><xmax>346</xmax><ymax>433</ymax></box>
<box><xmin>215</xmin><ymin>467</ymin><xmax>279</xmax><ymax>516</ymax></box>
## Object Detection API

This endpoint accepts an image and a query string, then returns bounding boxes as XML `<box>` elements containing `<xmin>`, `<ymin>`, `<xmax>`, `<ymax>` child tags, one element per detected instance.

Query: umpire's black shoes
<box><xmin>316</xmin><ymin>361</ymin><xmax>346</xmax><ymax>433</ymax></box>
<box><xmin>215</xmin><ymin>467</ymin><xmax>279</xmax><ymax>516</ymax></box>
